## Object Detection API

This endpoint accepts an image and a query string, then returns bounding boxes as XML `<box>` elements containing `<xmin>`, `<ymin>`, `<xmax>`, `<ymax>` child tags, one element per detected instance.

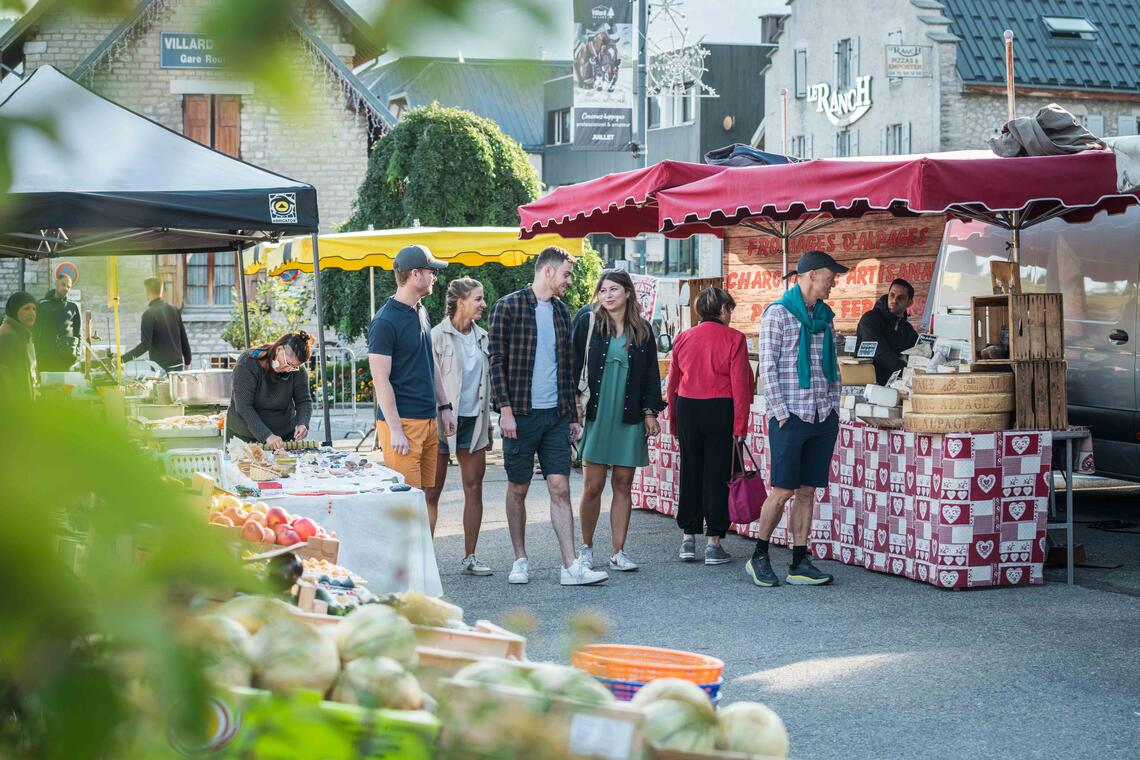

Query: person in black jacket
<box><xmin>856</xmin><ymin>278</ymin><xmax>919</xmax><ymax>385</ymax></box>
<box><xmin>34</xmin><ymin>273</ymin><xmax>81</xmax><ymax>372</ymax></box>
<box><xmin>0</xmin><ymin>292</ymin><xmax>37</xmax><ymax>403</ymax></box>
<box><xmin>122</xmin><ymin>278</ymin><xmax>191</xmax><ymax>372</ymax></box>
<box><xmin>225</xmin><ymin>331</ymin><xmax>314</xmax><ymax>451</ymax></box>
<box><xmin>571</xmin><ymin>270</ymin><xmax>666</xmax><ymax>573</ymax></box>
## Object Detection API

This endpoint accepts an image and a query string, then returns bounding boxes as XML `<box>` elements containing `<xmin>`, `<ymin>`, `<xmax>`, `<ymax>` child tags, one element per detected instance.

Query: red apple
<box><xmin>241</xmin><ymin>521</ymin><xmax>267</xmax><ymax>543</ymax></box>
<box><xmin>265</xmin><ymin>506</ymin><xmax>290</xmax><ymax>530</ymax></box>
<box><xmin>276</xmin><ymin>527</ymin><xmax>302</xmax><ymax>546</ymax></box>
<box><xmin>210</xmin><ymin>514</ymin><xmax>234</xmax><ymax>527</ymax></box>
<box><xmin>244</xmin><ymin>511</ymin><xmax>266</xmax><ymax>526</ymax></box>
<box><xmin>291</xmin><ymin>517</ymin><xmax>318</xmax><ymax>541</ymax></box>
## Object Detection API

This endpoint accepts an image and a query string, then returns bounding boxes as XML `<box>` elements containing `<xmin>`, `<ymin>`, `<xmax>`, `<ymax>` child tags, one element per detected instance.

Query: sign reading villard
<box><xmin>160</xmin><ymin>33</ymin><xmax>226</xmax><ymax>69</ymax></box>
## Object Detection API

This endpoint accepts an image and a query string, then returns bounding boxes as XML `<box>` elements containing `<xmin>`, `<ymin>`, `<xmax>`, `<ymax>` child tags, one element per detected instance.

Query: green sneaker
<box><xmin>746</xmin><ymin>554</ymin><xmax>780</xmax><ymax>587</ymax></box>
<box><xmin>786</xmin><ymin>558</ymin><xmax>834</xmax><ymax>586</ymax></box>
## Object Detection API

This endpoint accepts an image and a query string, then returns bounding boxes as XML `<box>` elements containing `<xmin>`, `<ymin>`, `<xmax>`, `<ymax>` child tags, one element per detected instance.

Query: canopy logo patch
<box><xmin>269</xmin><ymin>192</ymin><xmax>297</xmax><ymax>223</ymax></box>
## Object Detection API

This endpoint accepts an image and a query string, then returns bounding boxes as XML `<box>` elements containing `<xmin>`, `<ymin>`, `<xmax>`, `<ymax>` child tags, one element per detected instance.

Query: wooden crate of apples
<box><xmin>209</xmin><ymin>494</ymin><xmax>340</xmax><ymax>563</ymax></box>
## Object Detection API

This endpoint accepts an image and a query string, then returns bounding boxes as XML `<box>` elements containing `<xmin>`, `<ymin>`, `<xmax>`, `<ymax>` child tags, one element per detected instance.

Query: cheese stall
<box><xmin>520</xmin><ymin>146</ymin><xmax>1137</xmax><ymax>590</ymax></box>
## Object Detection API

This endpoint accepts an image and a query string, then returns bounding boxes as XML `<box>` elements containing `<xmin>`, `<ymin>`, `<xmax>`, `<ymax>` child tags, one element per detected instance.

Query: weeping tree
<box><xmin>321</xmin><ymin>103</ymin><xmax>601</xmax><ymax>339</ymax></box>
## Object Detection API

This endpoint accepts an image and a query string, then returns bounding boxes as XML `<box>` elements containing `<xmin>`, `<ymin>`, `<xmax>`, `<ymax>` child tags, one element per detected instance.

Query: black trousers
<box><xmin>675</xmin><ymin>396</ymin><xmax>734</xmax><ymax>538</ymax></box>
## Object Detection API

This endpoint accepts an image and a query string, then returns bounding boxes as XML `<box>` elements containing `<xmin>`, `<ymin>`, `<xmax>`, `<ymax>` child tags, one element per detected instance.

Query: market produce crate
<box><xmin>209</xmin><ymin>524</ymin><xmax>340</xmax><ymax>564</ymax></box>
<box><xmin>217</xmin><ymin>686</ymin><xmax>439</xmax><ymax>760</ymax></box>
<box><xmin>572</xmin><ymin>644</ymin><xmax>724</xmax><ymax>686</ymax></box>
<box><xmin>970</xmin><ymin>294</ymin><xmax>1063</xmax><ymax>364</ymax></box>
<box><xmin>1013</xmin><ymin>360</ymin><xmax>1068</xmax><ymax>430</ymax></box>
<box><xmin>436</xmin><ymin>676</ymin><xmax>648</xmax><ymax>760</ymax></box>
<box><xmin>163</xmin><ymin>447</ymin><xmax>224</xmax><ymax>481</ymax></box>
<box><xmin>414</xmin><ymin>619</ymin><xmax>527</xmax><ymax>660</ymax></box>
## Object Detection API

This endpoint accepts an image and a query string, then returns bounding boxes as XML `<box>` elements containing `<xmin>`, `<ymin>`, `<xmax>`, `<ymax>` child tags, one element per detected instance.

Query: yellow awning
<box><xmin>243</xmin><ymin>227</ymin><xmax>582</xmax><ymax>276</ymax></box>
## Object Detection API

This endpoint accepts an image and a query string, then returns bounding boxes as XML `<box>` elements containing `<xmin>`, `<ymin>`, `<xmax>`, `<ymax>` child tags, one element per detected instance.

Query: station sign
<box><xmin>160</xmin><ymin>33</ymin><xmax>226</xmax><ymax>69</ymax></box>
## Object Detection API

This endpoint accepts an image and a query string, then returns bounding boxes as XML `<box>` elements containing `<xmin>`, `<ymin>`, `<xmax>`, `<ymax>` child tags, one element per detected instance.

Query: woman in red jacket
<box><xmin>666</xmin><ymin>287</ymin><xmax>754</xmax><ymax>565</ymax></box>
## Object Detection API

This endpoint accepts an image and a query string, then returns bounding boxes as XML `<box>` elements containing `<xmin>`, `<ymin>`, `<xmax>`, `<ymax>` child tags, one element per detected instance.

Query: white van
<box><xmin>926</xmin><ymin>205</ymin><xmax>1138</xmax><ymax>481</ymax></box>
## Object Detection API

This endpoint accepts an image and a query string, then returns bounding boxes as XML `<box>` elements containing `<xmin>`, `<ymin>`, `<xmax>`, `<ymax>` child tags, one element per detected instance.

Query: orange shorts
<box><xmin>377</xmin><ymin>417</ymin><xmax>439</xmax><ymax>489</ymax></box>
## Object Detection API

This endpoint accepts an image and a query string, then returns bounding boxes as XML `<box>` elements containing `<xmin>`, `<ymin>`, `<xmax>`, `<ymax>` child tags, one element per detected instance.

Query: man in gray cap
<box><xmin>368</xmin><ymin>245</ymin><xmax>456</xmax><ymax>489</ymax></box>
<box><xmin>749</xmin><ymin>250</ymin><xmax>848</xmax><ymax>588</ymax></box>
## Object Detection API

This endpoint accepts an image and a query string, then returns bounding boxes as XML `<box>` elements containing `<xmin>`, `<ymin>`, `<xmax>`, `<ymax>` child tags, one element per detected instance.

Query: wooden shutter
<box><xmin>214</xmin><ymin>95</ymin><xmax>241</xmax><ymax>158</ymax></box>
<box><xmin>1117</xmin><ymin>115</ymin><xmax>1138</xmax><ymax>136</ymax></box>
<box><xmin>182</xmin><ymin>95</ymin><xmax>211</xmax><ymax>145</ymax></box>
<box><xmin>902</xmin><ymin>122</ymin><xmax>912</xmax><ymax>154</ymax></box>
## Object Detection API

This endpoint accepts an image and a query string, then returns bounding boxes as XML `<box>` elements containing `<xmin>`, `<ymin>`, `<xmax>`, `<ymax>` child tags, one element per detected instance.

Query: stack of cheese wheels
<box><xmin>904</xmin><ymin>373</ymin><xmax>1015</xmax><ymax>433</ymax></box>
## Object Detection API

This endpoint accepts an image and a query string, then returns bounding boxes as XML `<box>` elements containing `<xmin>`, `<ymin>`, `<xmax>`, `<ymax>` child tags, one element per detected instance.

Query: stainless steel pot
<box><xmin>168</xmin><ymin>369</ymin><xmax>233</xmax><ymax>405</ymax></box>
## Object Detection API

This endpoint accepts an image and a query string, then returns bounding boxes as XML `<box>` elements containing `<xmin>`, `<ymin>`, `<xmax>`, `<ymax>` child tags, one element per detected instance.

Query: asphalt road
<box><xmin>412</xmin><ymin>456</ymin><xmax>1140</xmax><ymax>760</ymax></box>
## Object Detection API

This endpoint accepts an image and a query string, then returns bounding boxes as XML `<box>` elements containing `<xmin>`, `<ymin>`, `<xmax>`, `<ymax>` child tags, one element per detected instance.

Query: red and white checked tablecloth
<box><xmin>633</xmin><ymin>408</ymin><xmax>1093</xmax><ymax>589</ymax></box>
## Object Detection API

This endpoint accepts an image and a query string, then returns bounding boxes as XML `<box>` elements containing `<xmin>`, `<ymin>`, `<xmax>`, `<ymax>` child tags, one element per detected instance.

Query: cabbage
<box><xmin>189</xmin><ymin>615</ymin><xmax>253</xmax><ymax>688</ymax></box>
<box><xmin>336</xmin><ymin>606</ymin><xmax>418</xmax><ymax>667</ymax></box>
<box><xmin>642</xmin><ymin>698</ymin><xmax>718</xmax><ymax>752</ymax></box>
<box><xmin>717</xmin><ymin>701</ymin><xmax>789</xmax><ymax>758</ymax></box>
<box><xmin>214</xmin><ymin>595</ymin><xmax>290</xmax><ymax>636</ymax></box>
<box><xmin>527</xmin><ymin>663</ymin><xmax>613</xmax><ymax>706</ymax></box>
<box><xmin>453</xmin><ymin>659</ymin><xmax>537</xmax><ymax>693</ymax></box>
<box><xmin>252</xmin><ymin>615</ymin><xmax>340</xmax><ymax>694</ymax></box>
<box><xmin>331</xmin><ymin>656</ymin><xmax>425</xmax><ymax>710</ymax></box>
<box><xmin>630</xmin><ymin>677</ymin><xmax>714</xmax><ymax>716</ymax></box>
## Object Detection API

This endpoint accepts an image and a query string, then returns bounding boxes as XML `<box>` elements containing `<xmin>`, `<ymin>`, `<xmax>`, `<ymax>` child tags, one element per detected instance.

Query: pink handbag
<box><xmin>728</xmin><ymin>444</ymin><xmax>767</xmax><ymax>525</ymax></box>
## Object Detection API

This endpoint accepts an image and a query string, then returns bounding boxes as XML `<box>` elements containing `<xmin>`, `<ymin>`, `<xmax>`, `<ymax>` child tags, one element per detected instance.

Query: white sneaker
<box><xmin>508</xmin><ymin>557</ymin><xmax>529</xmax><ymax>584</ymax></box>
<box><xmin>609</xmin><ymin>549</ymin><xmax>640</xmax><ymax>572</ymax></box>
<box><xmin>560</xmin><ymin>558</ymin><xmax>609</xmax><ymax>586</ymax></box>
<box><xmin>578</xmin><ymin>544</ymin><xmax>594</xmax><ymax>569</ymax></box>
<box><xmin>461</xmin><ymin>555</ymin><xmax>493</xmax><ymax>576</ymax></box>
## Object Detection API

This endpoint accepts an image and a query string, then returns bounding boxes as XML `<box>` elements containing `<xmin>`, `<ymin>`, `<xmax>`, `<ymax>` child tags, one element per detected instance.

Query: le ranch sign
<box><xmin>807</xmin><ymin>75</ymin><xmax>872</xmax><ymax>127</ymax></box>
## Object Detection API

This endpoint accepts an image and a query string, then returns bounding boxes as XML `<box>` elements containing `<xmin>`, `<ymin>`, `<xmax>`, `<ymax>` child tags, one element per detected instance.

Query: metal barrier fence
<box><xmin>196</xmin><ymin>347</ymin><xmax>364</xmax><ymax>440</ymax></box>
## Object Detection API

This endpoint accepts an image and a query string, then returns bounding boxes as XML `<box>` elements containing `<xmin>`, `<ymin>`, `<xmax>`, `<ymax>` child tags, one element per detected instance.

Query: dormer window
<box><xmin>1041</xmin><ymin>16</ymin><xmax>1098</xmax><ymax>41</ymax></box>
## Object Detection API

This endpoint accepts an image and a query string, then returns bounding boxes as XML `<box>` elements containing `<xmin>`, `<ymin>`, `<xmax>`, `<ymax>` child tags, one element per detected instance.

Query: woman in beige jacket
<box><xmin>425</xmin><ymin>277</ymin><xmax>494</xmax><ymax>576</ymax></box>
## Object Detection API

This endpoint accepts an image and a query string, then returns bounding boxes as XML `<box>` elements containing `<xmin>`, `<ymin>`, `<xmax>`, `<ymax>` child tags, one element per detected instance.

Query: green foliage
<box><xmin>321</xmin><ymin>103</ymin><xmax>549</xmax><ymax>338</ymax></box>
<box><xmin>221</xmin><ymin>275</ymin><xmax>314</xmax><ymax>350</ymax></box>
<box><xmin>0</xmin><ymin>396</ymin><xmax>257</xmax><ymax>758</ymax></box>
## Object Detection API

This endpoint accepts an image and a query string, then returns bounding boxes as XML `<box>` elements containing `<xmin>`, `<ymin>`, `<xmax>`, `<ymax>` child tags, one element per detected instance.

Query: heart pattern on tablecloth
<box><xmin>918</xmin><ymin>502</ymin><xmax>928</xmax><ymax>519</ymax></box>
<box><xmin>1006</xmin><ymin>568</ymin><xmax>1023</xmax><ymax>584</ymax></box>
<box><xmin>842</xmin><ymin>429</ymin><xmax>852</xmax><ymax>446</ymax></box>
<box><xmin>976</xmin><ymin>540</ymin><xmax>994</xmax><ymax>558</ymax></box>
<box><xmin>831</xmin><ymin>459</ymin><xmax>840</xmax><ymax>477</ymax></box>
<box><xmin>893</xmin><ymin>436</ymin><xmax>902</xmax><ymax>453</ymax></box>
<box><xmin>1039</xmin><ymin>537</ymin><xmax>1047</xmax><ymax>554</ymax></box>
<box><xmin>920</xmin><ymin>437</ymin><xmax>930</xmax><ymax>455</ymax></box>
<box><xmin>877</xmin><ymin>528</ymin><xmax>887</xmax><ymax>545</ymax></box>
<box><xmin>843</xmin><ymin>489</ymin><xmax>851</xmax><ymax>506</ymax></box>
<box><xmin>906</xmin><ymin>471</ymin><xmax>914</xmax><ymax>489</ymax></box>
<box><xmin>1081</xmin><ymin>454</ymin><xmax>1093</xmax><ymax>472</ymax></box>
<box><xmin>933</xmin><ymin>474</ymin><xmax>942</xmax><ymax>493</ymax></box>
<box><xmin>867</xmin><ymin>432</ymin><xmax>878</xmax><ymax>449</ymax></box>
<box><xmin>1009</xmin><ymin>501</ymin><xmax>1027</xmax><ymax>520</ymax></box>
<box><xmin>977</xmin><ymin>474</ymin><xmax>996</xmax><ymax>493</ymax></box>
<box><xmin>879</xmin><ymin>468</ymin><xmax>888</xmax><ymax>485</ymax></box>
<box><xmin>943</xmin><ymin>504</ymin><xmax>961</xmax><ymax>522</ymax></box>
<box><xmin>946</xmin><ymin>438</ymin><xmax>964</xmax><ymax>458</ymax></box>
<box><xmin>842</xmin><ymin>548</ymin><xmax>852</xmax><ymax>563</ymax></box>
<box><xmin>857</xmin><ymin>463</ymin><xmax>864</xmax><ymax>482</ymax></box>
<box><xmin>891</xmin><ymin>558</ymin><xmax>903</xmax><ymax>574</ymax></box>
<box><xmin>939</xmin><ymin>570</ymin><xmax>959</xmax><ymax>587</ymax></box>
<box><xmin>1011</xmin><ymin>435</ymin><xmax>1030</xmax><ymax>455</ymax></box>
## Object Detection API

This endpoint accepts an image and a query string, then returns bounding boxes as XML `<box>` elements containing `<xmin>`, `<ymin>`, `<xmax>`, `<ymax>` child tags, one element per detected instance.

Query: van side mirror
<box><xmin>657</xmin><ymin>332</ymin><xmax>673</xmax><ymax>353</ymax></box>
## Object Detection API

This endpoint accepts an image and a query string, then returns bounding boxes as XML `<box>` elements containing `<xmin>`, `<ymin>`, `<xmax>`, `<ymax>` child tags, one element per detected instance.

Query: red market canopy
<box><xmin>518</xmin><ymin>160</ymin><xmax>726</xmax><ymax>240</ymax></box>
<box><xmin>656</xmin><ymin>148</ymin><xmax>1139</xmax><ymax>234</ymax></box>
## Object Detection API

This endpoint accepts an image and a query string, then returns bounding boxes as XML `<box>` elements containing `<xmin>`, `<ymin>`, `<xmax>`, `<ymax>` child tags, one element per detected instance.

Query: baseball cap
<box><xmin>393</xmin><ymin>244</ymin><xmax>447</xmax><ymax>272</ymax></box>
<box><xmin>786</xmin><ymin>249</ymin><xmax>850</xmax><ymax>279</ymax></box>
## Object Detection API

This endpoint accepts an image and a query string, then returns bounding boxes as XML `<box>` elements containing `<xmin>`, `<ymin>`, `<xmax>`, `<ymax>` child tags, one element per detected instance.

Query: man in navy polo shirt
<box><xmin>368</xmin><ymin>245</ymin><xmax>456</xmax><ymax>488</ymax></box>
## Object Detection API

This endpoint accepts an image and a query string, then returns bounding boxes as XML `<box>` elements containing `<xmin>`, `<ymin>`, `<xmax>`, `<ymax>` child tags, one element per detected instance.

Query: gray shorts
<box><xmin>503</xmin><ymin>408</ymin><xmax>571</xmax><ymax>484</ymax></box>
<box><xmin>440</xmin><ymin>415</ymin><xmax>478</xmax><ymax>455</ymax></box>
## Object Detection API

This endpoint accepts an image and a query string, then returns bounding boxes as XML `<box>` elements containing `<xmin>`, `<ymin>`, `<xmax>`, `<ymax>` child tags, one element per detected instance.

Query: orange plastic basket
<box><xmin>572</xmin><ymin>645</ymin><xmax>724</xmax><ymax>685</ymax></box>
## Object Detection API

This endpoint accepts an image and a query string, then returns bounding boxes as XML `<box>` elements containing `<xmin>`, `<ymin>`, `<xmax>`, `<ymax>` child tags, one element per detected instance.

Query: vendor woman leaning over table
<box><xmin>424</xmin><ymin>277</ymin><xmax>495</xmax><ymax>577</ymax></box>
<box><xmin>225</xmin><ymin>331</ymin><xmax>314</xmax><ymax>451</ymax></box>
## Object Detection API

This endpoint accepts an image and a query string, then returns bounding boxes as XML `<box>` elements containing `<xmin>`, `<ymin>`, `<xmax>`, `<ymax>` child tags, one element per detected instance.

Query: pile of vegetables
<box><xmin>191</xmin><ymin>596</ymin><xmax>425</xmax><ymax>712</ymax></box>
<box><xmin>633</xmin><ymin>677</ymin><xmax>789</xmax><ymax>758</ymax></box>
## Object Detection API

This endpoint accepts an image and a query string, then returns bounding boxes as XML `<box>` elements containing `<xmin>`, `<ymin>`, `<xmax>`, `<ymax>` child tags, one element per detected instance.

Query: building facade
<box><xmin>0</xmin><ymin>0</ymin><xmax>390</xmax><ymax>357</ymax></box>
<box><xmin>760</xmin><ymin>0</ymin><xmax>1140</xmax><ymax>159</ymax></box>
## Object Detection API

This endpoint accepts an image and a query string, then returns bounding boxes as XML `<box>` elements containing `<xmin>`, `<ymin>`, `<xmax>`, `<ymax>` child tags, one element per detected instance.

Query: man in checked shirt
<box><xmin>748</xmin><ymin>250</ymin><xmax>848</xmax><ymax>588</ymax></box>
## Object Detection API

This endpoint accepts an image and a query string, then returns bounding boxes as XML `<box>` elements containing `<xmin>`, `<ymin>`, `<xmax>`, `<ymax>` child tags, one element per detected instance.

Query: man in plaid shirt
<box><xmin>748</xmin><ymin>250</ymin><xmax>847</xmax><ymax>589</ymax></box>
<box><xmin>488</xmin><ymin>247</ymin><xmax>608</xmax><ymax>587</ymax></box>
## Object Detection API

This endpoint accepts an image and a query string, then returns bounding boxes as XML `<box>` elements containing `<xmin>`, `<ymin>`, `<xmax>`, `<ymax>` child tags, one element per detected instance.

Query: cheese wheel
<box><xmin>910</xmin><ymin>392</ymin><xmax>1014</xmax><ymax>414</ymax></box>
<box><xmin>911</xmin><ymin>373</ymin><xmax>1013</xmax><ymax>395</ymax></box>
<box><xmin>903</xmin><ymin>412</ymin><xmax>1010</xmax><ymax>433</ymax></box>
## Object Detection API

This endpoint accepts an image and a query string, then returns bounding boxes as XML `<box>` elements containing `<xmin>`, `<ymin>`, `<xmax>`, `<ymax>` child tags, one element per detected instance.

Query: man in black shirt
<box><xmin>122</xmin><ymin>277</ymin><xmax>192</xmax><ymax>372</ymax></box>
<box><xmin>856</xmin><ymin>278</ymin><xmax>919</xmax><ymax>386</ymax></box>
<box><xmin>34</xmin><ymin>272</ymin><xmax>81</xmax><ymax>372</ymax></box>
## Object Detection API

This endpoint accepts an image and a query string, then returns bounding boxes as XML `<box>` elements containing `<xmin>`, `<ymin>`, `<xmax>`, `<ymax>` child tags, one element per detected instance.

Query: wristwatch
<box><xmin>438</xmin><ymin>403</ymin><xmax>453</xmax><ymax>412</ymax></box>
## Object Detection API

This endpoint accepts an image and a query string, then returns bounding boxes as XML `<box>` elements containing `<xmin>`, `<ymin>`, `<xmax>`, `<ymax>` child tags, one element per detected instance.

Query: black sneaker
<box><xmin>746</xmin><ymin>554</ymin><xmax>780</xmax><ymax>587</ymax></box>
<box><xmin>679</xmin><ymin>538</ymin><xmax>697</xmax><ymax>562</ymax></box>
<box><xmin>786</xmin><ymin>558</ymin><xmax>834</xmax><ymax>586</ymax></box>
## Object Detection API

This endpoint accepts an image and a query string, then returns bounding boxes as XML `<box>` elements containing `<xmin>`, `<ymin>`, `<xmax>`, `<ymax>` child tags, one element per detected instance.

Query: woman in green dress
<box><xmin>572</xmin><ymin>270</ymin><xmax>665</xmax><ymax>573</ymax></box>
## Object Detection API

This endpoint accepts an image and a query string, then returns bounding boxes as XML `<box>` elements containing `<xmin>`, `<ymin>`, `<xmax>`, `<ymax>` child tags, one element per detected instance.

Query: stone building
<box><xmin>0</xmin><ymin>0</ymin><xmax>391</xmax><ymax>358</ymax></box>
<box><xmin>758</xmin><ymin>0</ymin><xmax>1140</xmax><ymax>158</ymax></box>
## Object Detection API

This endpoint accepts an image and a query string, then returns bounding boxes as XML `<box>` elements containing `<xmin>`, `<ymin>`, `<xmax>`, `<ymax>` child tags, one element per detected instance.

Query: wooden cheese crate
<box><xmin>970</xmin><ymin>294</ymin><xmax>1063</xmax><ymax>364</ymax></box>
<box><xmin>1013</xmin><ymin>360</ymin><xmax>1068</xmax><ymax>430</ymax></box>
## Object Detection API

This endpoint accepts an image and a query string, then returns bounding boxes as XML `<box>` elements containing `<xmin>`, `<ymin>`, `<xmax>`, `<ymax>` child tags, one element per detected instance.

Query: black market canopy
<box><xmin>0</xmin><ymin>65</ymin><xmax>318</xmax><ymax>258</ymax></box>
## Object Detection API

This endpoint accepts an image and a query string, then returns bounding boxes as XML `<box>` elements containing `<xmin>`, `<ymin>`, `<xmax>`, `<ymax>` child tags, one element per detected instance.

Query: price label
<box><xmin>856</xmin><ymin>340</ymin><xmax>878</xmax><ymax>359</ymax></box>
<box><xmin>567</xmin><ymin>714</ymin><xmax>634</xmax><ymax>760</ymax></box>
<box><xmin>844</xmin><ymin>335</ymin><xmax>858</xmax><ymax>353</ymax></box>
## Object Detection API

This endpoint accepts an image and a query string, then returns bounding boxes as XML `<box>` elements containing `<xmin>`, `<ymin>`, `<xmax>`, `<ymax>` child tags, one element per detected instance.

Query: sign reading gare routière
<box><xmin>160</xmin><ymin>33</ymin><xmax>226</xmax><ymax>69</ymax></box>
<box><xmin>722</xmin><ymin>213</ymin><xmax>947</xmax><ymax>335</ymax></box>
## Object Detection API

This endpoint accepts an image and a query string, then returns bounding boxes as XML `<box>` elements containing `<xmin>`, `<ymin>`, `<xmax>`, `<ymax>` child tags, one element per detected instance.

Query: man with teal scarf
<box><xmin>748</xmin><ymin>251</ymin><xmax>848</xmax><ymax>589</ymax></box>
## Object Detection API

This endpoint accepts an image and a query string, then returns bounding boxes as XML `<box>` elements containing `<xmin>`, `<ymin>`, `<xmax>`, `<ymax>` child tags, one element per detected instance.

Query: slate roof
<box><xmin>941</xmin><ymin>0</ymin><xmax>1140</xmax><ymax>92</ymax></box>
<box><xmin>357</xmin><ymin>57</ymin><xmax>570</xmax><ymax>151</ymax></box>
